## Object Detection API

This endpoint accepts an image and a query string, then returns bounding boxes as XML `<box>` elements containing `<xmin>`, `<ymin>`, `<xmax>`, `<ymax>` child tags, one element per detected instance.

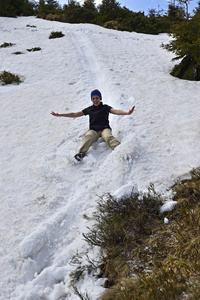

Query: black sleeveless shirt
<box><xmin>82</xmin><ymin>102</ymin><xmax>112</xmax><ymax>132</ymax></box>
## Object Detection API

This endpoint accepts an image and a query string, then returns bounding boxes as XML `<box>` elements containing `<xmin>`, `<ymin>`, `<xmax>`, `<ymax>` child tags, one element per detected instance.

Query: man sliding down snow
<box><xmin>51</xmin><ymin>89</ymin><xmax>135</xmax><ymax>161</ymax></box>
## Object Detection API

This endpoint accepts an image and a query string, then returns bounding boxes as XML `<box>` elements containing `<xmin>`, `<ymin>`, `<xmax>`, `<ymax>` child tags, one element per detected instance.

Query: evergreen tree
<box><xmin>178</xmin><ymin>0</ymin><xmax>193</xmax><ymax>19</ymax></box>
<box><xmin>63</xmin><ymin>1</ymin><xmax>85</xmax><ymax>23</ymax></box>
<box><xmin>148</xmin><ymin>8</ymin><xmax>157</xmax><ymax>18</ymax></box>
<box><xmin>0</xmin><ymin>0</ymin><xmax>16</xmax><ymax>17</ymax></box>
<box><xmin>83</xmin><ymin>0</ymin><xmax>96</xmax><ymax>11</ymax></box>
<box><xmin>12</xmin><ymin>0</ymin><xmax>24</xmax><ymax>15</ymax></box>
<box><xmin>37</xmin><ymin>0</ymin><xmax>48</xmax><ymax>16</ymax></box>
<box><xmin>162</xmin><ymin>10</ymin><xmax>200</xmax><ymax>80</ymax></box>
<box><xmin>0</xmin><ymin>0</ymin><xmax>35</xmax><ymax>16</ymax></box>
<box><xmin>37</xmin><ymin>0</ymin><xmax>60</xmax><ymax>16</ymax></box>
<box><xmin>46</xmin><ymin>0</ymin><xmax>59</xmax><ymax>13</ymax></box>
<box><xmin>99</xmin><ymin>0</ymin><xmax>120</xmax><ymax>16</ymax></box>
<box><xmin>82</xmin><ymin>0</ymin><xmax>97</xmax><ymax>23</ymax></box>
<box><xmin>22</xmin><ymin>0</ymin><xmax>36</xmax><ymax>15</ymax></box>
<box><xmin>167</xmin><ymin>3</ymin><xmax>185</xmax><ymax>22</ymax></box>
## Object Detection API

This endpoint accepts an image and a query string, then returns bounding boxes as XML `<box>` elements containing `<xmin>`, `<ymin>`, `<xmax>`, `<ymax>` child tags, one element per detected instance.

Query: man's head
<box><xmin>91</xmin><ymin>89</ymin><xmax>102</xmax><ymax>106</ymax></box>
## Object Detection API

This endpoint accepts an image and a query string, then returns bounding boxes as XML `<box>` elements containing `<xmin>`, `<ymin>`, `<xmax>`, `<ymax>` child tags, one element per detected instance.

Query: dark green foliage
<box><xmin>98</xmin><ymin>0</ymin><xmax>121</xmax><ymax>21</ymax></box>
<box><xmin>37</xmin><ymin>0</ymin><xmax>62</xmax><ymax>18</ymax></box>
<box><xmin>22</xmin><ymin>0</ymin><xmax>36</xmax><ymax>16</ymax></box>
<box><xmin>0</xmin><ymin>0</ymin><xmax>37</xmax><ymax>17</ymax></box>
<box><xmin>161</xmin><ymin>8</ymin><xmax>200</xmax><ymax>80</ymax></box>
<box><xmin>63</xmin><ymin>5</ymin><xmax>88</xmax><ymax>23</ymax></box>
<box><xmin>49</xmin><ymin>31</ymin><xmax>64</xmax><ymax>39</ymax></box>
<box><xmin>83</xmin><ymin>0</ymin><xmax>96</xmax><ymax>11</ymax></box>
<box><xmin>35</xmin><ymin>0</ymin><xmax>187</xmax><ymax>34</ymax></box>
<box><xmin>178</xmin><ymin>0</ymin><xmax>192</xmax><ymax>20</ymax></box>
<box><xmin>0</xmin><ymin>71</ymin><xmax>22</xmax><ymax>85</ymax></box>
<box><xmin>0</xmin><ymin>0</ymin><xmax>23</xmax><ymax>17</ymax></box>
<box><xmin>37</xmin><ymin>0</ymin><xmax>47</xmax><ymax>17</ymax></box>
<box><xmin>61</xmin><ymin>1</ymin><xmax>98</xmax><ymax>24</ymax></box>
<box><xmin>167</xmin><ymin>4</ymin><xmax>185</xmax><ymax>21</ymax></box>
<box><xmin>0</xmin><ymin>0</ymin><xmax>15</xmax><ymax>17</ymax></box>
<box><xmin>170</xmin><ymin>55</ymin><xmax>198</xmax><ymax>80</ymax></box>
<box><xmin>1</xmin><ymin>0</ymin><xmax>199</xmax><ymax>36</ymax></box>
<box><xmin>115</xmin><ymin>12</ymin><xmax>171</xmax><ymax>34</ymax></box>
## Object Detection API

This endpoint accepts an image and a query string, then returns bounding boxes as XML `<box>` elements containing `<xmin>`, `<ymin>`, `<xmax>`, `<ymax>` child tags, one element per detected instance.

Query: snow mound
<box><xmin>113</xmin><ymin>182</ymin><xmax>138</xmax><ymax>200</ymax></box>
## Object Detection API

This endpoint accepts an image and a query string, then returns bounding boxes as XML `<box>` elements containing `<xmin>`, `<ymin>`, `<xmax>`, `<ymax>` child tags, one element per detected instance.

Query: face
<box><xmin>92</xmin><ymin>95</ymin><xmax>101</xmax><ymax>106</ymax></box>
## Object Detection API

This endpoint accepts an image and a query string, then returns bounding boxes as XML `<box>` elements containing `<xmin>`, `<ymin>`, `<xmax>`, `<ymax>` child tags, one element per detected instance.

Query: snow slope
<box><xmin>0</xmin><ymin>16</ymin><xmax>200</xmax><ymax>300</ymax></box>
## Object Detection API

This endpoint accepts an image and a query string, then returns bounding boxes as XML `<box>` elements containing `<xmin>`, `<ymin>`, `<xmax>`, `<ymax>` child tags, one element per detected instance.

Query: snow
<box><xmin>0</xmin><ymin>16</ymin><xmax>200</xmax><ymax>300</ymax></box>
<box><xmin>164</xmin><ymin>217</ymin><xmax>169</xmax><ymax>224</ymax></box>
<box><xmin>160</xmin><ymin>200</ymin><xmax>178</xmax><ymax>213</ymax></box>
<box><xmin>113</xmin><ymin>182</ymin><xmax>138</xmax><ymax>200</ymax></box>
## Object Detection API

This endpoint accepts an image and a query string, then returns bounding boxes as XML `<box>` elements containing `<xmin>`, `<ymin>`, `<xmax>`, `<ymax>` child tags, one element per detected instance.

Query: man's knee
<box><xmin>86</xmin><ymin>130</ymin><xmax>99</xmax><ymax>142</ymax></box>
<box><xmin>101</xmin><ymin>129</ymin><xmax>112</xmax><ymax>141</ymax></box>
<box><xmin>102</xmin><ymin>129</ymin><xmax>120</xmax><ymax>150</ymax></box>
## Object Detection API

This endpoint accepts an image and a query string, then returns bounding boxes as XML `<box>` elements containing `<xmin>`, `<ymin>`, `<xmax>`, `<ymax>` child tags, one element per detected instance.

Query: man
<box><xmin>51</xmin><ymin>89</ymin><xmax>135</xmax><ymax>161</ymax></box>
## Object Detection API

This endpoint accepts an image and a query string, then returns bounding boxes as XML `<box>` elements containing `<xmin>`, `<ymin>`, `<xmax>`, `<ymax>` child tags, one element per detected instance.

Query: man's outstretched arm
<box><xmin>110</xmin><ymin>106</ymin><xmax>135</xmax><ymax>115</ymax></box>
<box><xmin>51</xmin><ymin>111</ymin><xmax>84</xmax><ymax>118</ymax></box>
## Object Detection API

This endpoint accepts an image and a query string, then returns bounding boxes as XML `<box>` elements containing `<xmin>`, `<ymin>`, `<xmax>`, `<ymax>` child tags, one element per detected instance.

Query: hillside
<box><xmin>0</xmin><ymin>16</ymin><xmax>200</xmax><ymax>300</ymax></box>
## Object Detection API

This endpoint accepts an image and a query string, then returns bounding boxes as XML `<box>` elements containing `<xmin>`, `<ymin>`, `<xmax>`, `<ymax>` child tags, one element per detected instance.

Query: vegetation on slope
<box><xmin>71</xmin><ymin>167</ymin><xmax>200</xmax><ymax>300</ymax></box>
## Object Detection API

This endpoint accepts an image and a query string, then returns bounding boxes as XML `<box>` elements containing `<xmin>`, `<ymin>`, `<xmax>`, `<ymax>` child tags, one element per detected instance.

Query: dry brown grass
<box><xmin>71</xmin><ymin>168</ymin><xmax>200</xmax><ymax>300</ymax></box>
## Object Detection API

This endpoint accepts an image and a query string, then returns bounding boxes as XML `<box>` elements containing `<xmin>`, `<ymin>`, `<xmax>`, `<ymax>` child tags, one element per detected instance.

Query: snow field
<box><xmin>0</xmin><ymin>16</ymin><xmax>200</xmax><ymax>299</ymax></box>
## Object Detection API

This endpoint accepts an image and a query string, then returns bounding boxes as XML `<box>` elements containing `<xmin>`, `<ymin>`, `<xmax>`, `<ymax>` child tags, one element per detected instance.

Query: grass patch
<box><xmin>49</xmin><ymin>31</ymin><xmax>65</xmax><ymax>39</ymax></box>
<box><xmin>0</xmin><ymin>70</ymin><xmax>22</xmax><ymax>85</ymax></box>
<box><xmin>12</xmin><ymin>51</ymin><xmax>24</xmax><ymax>55</ymax></box>
<box><xmin>80</xmin><ymin>168</ymin><xmax>200</xmax><ymax>300</ymax></box>
<box><xmin>0</xmin><ymin>42</ymin><xmax>15</xmax><ymax>48</ymax></box>
<box><xmin>83</xmin><ymin>185</ymin><xmax>163</xmax><ymax>288</ymax></box>
<box><xmin>26</xmin><ymin>24</ymin><xmax>37</xmax><ymax>28</ymax></box>
<box><xmin>27</xmin><ymin>47</ymin><xmax>41</xmax><ymax>52</ymax></box>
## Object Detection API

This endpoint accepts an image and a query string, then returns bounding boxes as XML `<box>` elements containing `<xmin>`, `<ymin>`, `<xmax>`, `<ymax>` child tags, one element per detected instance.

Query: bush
<box><xmin>26</xmin><ymin>47</ymin><xmax>41</xmax><ymax>52</ymax></box>
<box><xmin>49</xmin><ymin>31</ymin><xmax>65</xmax><ymax>39</ymax></box>
<box><xmin>0</xmin><ymin>42</ymin><xmax>15</xmax><ymax>48</ymax></box>
<box><xmin>161</xmin><ymin>11</ymin><xmax>200</xmax><ymax>81</ymax></box>
<box><xmin>83</xmin><ymin>185</ymin><xmax>163</xmax><ymax>288</ymax></box>
<box><xmin>26</xmin><ymin>24</ymin><xmax>37</xmax><ymax>28</ymax></box>
<box><xmin>170</xmin><ymin>55</ymin><xmax>198</xmax><ymax>81</ymax></box>
<box><xmin>0</xmin><ymin>71</ymin><xmax>22</xmax><ymax>85</ymax></box>
<box><xmin>81</xmin><ymin>168</ymin><xmax>200</xmax><ymax>300</ymax></box>
<box><xmin>12</xmin><ymin>51</ymin><xmax>24</xmax><ymax>55</ymax></box>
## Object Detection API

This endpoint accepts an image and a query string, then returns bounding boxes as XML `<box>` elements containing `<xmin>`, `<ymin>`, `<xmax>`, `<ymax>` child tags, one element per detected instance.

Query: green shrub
<box><xmin>170</xmin><ymin>55</ymin><xmax>198</xmax><ymax>81</ymax></box>
<box><xmin>0</xmin><ymin>71</ymin><xmax>22</xmax><ymax>85</ymax></box>
<box><xmin>49</xmin><ymin>31</ymin><xmax>65</xmax><ymax>39</ymax></box>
